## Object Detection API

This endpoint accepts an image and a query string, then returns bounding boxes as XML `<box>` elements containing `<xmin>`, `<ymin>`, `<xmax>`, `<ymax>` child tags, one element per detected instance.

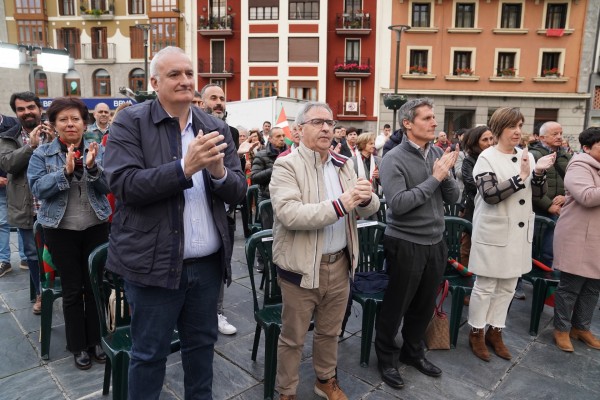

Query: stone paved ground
<box><xmin>1</xmin><ymin>221</ymin><xmax>600</xmax><ymax>400</ymax></box>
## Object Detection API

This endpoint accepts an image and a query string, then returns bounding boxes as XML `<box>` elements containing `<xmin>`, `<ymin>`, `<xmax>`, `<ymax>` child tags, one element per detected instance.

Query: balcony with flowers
<box><xmin>409</xmin><ymin>65</ymin><xmax>428</xmax><ymax>75</ymax></box>
<box><xmin>445</xmin><ymin>67</ymin><xmax>479</xmax><ymax>82</ymax></box>
<box><xmin>498</xmin><ymin>67</ymin><xmax>516</xmax><ymax>77</ymax></box>
<box><xmin>198</xmin><ymin>14</ymin><xmax>234</xmax><ymax>36</ymax></box>
<box><xmin>334</xmin><ymin>58</ymin><xmax>371</xmax><ymax>78</ymax></box>
<box><xmin>79</xmin><ymin>1</ymin><xmax>115</xmax><ymax>20</ymax></box>
<box><xmin>533</xmin><ymin>67</ymin><xmax>568</xmax><ymax>83</ymax></box>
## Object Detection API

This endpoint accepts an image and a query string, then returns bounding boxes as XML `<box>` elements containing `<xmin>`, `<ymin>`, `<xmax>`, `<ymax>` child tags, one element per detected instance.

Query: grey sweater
<box><xmin>380</xmin><ymin>140</ymin><xmax>459</xmax><ymax>245</ymax></box>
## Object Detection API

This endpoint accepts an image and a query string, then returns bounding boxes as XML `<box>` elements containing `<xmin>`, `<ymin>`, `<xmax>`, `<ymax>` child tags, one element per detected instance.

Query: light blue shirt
<box><xmin>179</xmin><ymin>109</ymin><xmax>226</xmax><ymax>259</ymax></box>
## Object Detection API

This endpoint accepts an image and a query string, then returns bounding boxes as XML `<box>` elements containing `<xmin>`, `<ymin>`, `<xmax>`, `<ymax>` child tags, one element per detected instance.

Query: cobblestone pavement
<box><xmin>1</xmin><ymin>223</ymin><xmax>599</xmax><ymax>399</ymax></box>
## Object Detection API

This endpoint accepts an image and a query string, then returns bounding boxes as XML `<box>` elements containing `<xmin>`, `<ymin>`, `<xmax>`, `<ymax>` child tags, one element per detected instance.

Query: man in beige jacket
<box><xmin>270</xmin><ymin>101</ymin><xmax>379</xmax><ymax>400</ymax></box>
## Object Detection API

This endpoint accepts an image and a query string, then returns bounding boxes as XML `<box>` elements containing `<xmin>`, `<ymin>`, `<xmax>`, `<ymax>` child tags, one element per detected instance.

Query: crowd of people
<box><xmin>0</xmin><ymin>45</ymin><xmax>599</xmax><ymax>400</ymax></box>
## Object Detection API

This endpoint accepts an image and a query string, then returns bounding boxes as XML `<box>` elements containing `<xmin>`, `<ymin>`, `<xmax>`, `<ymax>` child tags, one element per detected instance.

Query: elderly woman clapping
<box><xmin>28</xmin><ymin>97</ymin><xmax>111</xmax><ymax>371</ymax></box>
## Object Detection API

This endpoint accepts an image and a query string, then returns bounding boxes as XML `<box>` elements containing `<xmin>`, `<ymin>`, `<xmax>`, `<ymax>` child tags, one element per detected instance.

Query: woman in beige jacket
<box><xmin>553</xmin><ymin>127</ymin><xmax>600</xmax><ymax>352</ymax></box>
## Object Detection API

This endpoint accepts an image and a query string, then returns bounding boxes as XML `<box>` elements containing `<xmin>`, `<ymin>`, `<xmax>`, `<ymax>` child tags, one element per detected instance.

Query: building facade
<box><xmin>380</xmin><ymin>0</ymin><xmax>591</xmax><ymax>148</ymax></box>
<box><xmin>196</xmin><ymin>0</ymin><xmax>379</xmax><ymax>132</ymax></box>
<box><xmin>0</xmin><ymin>0</ymin><xmax>191</xmax><ymax>112</ymax></box>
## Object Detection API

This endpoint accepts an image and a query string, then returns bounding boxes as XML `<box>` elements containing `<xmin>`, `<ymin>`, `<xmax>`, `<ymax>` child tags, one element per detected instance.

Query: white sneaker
<box><xmin>218</xmin><ymin>313</ymin><xmax>237</xmax><ymax>335</ymax></box>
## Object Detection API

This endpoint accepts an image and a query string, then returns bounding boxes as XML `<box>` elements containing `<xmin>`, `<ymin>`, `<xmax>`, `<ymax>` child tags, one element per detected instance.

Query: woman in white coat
<box><xmin>467</xmin><ymin>107</ymin><xmax>556</xmax><ymax>362</ymax></box>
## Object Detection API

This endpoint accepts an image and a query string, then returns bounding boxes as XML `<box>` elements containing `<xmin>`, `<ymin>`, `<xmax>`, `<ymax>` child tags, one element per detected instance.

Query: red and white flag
<box><xmin>275</xmin><ymin>107</ymin><xmax>293</xmax><ymax>146</ymax></box>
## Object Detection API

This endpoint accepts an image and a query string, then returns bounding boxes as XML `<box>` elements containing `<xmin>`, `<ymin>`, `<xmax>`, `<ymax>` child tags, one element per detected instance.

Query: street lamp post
<box><xmin>135</xmin><ymin>24</ymin><xmax>152</xmax><ymax>90</ymax></box>
<box><xmin>387</xmin><ymin>25</ymin><xmax>410</xmax><ymax>131</ymax></box>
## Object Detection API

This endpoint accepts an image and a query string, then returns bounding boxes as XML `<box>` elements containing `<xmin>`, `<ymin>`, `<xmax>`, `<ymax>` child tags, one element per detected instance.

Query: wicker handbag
<box><xmin>425</xmin><ymin>279</ymin><xmax>450</xmax><ymax>350</ymax></box>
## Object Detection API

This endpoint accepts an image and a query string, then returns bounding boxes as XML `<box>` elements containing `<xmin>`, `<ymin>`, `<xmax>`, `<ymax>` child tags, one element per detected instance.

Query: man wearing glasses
<box><xmin>270</xmin><ymin>101</ymin><xmax>379</xmax><ymax>400</ymax></box>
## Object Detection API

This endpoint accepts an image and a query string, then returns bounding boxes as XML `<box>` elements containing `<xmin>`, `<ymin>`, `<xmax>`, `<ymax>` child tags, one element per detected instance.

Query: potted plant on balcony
<box><xmin>499</xmin><ymin>67</ymin><xmax>516</xmax><ymax>77</ymax></box>
<box><xmin>455</xmin><ymin>67</ymin><xmax>473</xmax><ymax>76</ymax></box>
<box><xmin>409</xmin><ymin>65</ymin><xmax>427</xmax><ymax>75</ymax></box>
<box><xmin>543</xmin><ymin>67</ymin><xmax>560</xmax><ymax>78</ymax></box>
<box><xmin>334</xmin><ymin>63</ymin><xmax>371</xmax><ymax>73</ymax></box>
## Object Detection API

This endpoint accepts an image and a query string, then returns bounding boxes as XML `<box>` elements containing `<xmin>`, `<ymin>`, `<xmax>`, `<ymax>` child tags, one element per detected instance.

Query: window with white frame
<box><xmin>495</xmin><ymin>50</ymin><xmax>519</xmax><ymax>76</ymax></box>
<box><xmin>345</xmin><ymin>39</ymin><xmax>360</xmax><ymax>64</ymax></box>
<box><xmin>289</xmin><ymin>1</ymin><xmax>319</xmax><ymax>20</ymax></box>
<box><xmin>540</xmin><ymin>50</ymin><xmax>563</xmax><ymax>76</ymax></box>
<box><xmin>408</xmin><ymin>48</ymin><xmax>430</xmax><ymax>74</ymax></box>
<box><xmin>411</xmin><ymin>1</ymin><xmax>433</xmax><ymax>28</ymax></box>
<box><xmin>500</xmin><ymin>2</ymin><xmax>523</xmax><ymax>29</ymax></box>
<box><xmin>455</xmin><ymin>2</ymin><xmax>475</xmax><ymax>28</ymax></box>
<box><xmin>545</xmin><ymin>2</ymin><xmax>568</xmax><ymax>29</ymax></box>
<box><xmin>452</xmin><ymin>50</ymin><xmax>474</xmax><ymax>75</ymax></box>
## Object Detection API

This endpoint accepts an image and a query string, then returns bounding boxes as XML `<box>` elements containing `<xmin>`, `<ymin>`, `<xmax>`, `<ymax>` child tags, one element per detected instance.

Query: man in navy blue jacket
<box><xmin>104</xmin><ymin>46</ymin><xmax>246</xmax><ymax>399</ymax></box>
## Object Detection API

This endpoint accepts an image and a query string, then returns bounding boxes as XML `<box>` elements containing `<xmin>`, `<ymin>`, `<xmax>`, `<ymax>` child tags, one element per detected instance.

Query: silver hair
<box><xmin>398</xmin><ymin>98</ymin><xmax>434</xmax><ymax>133</ymax></box>
<box><xmin>295</xmin><ymin>101</ymin><xmax>333</xmax><ymax>126</ymax></box>
<box><xmin>236</xmin><ymin>125</ymin><xmax>248</xmax><ymax>135</ymax></box>
<box><xmin>538</xmin><ymin>121</ymin><xmax>559</xmax><ymax>137</ymax></box>
<box><xmin>149</xmin><ymin>46</ymin><xmax>187</xmax><ymax>81</ymax></box>
<box><xmin>269</xmin><ymin>126</ymin><xmax>284</xmax><ymax>137</ymax></box>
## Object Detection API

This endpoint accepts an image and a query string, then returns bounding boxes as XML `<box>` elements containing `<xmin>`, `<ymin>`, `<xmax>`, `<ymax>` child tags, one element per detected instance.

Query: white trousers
<box><xmin>468</xmin><ymin>276</ymin><xmax>518</xmax><ymax>329</ymax></box>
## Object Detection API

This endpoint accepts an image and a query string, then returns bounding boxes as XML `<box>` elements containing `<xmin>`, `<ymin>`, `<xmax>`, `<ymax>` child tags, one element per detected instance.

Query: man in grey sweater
<box><xmin>375</xmin><ymin>98</ymin><xmax>459</xmax><ymax>389</ymax></box>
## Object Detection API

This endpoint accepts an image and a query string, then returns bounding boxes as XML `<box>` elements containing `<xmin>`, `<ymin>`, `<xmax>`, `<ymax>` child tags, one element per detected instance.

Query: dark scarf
<box><xmin>59</xmin><ymin>138</ymin><xmax>85</xmax><ymax>180</ymax></box>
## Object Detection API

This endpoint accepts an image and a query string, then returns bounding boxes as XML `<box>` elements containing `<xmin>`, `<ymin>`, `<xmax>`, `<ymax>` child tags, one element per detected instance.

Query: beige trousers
<box><xmin>275</xmin><ymin>253</ymin><xmax>350</xmax><ymax>395</ymax></box>
<box><xmin>468</xmin><ymin>275</ymin><xmax>518</xmax><ymax>329</ymax></box>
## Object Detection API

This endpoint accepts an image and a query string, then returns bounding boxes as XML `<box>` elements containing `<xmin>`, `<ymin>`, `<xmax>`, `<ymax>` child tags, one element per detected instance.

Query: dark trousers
<box><xmin>554</xmin><ymin>271</ymin><xmax>600</xmax><ymax>332</ymax></box>
<box><xmin>124</xmin><ymin>252</ymin><xmax>222</xmax><ymax>400</ymax></box>
<box><xmin>375</xmin><ymin>236</ymin><xmax>447</xmax><ymax>366</ymax></box>
<box><xmin>44</xmin><ymin>223</ymin><xmax>109</xmax><ymax>352</ymax></box>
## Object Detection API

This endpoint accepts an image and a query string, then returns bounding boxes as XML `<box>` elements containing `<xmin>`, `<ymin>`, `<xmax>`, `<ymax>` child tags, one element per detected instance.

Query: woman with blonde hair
<box><xmin>351</xmin><ymin>132</ymin><xmax>382</xmax><ymax>196</ymax></box>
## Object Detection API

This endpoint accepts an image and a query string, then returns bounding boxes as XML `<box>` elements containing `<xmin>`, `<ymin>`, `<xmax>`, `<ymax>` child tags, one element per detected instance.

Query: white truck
<box><xmin>223</xmin><ymin>96</ymin><xmax>308</xmax><ymax>131</ymax></box>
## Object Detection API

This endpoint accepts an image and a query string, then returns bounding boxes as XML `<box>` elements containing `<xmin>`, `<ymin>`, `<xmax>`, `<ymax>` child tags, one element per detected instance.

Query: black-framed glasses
<box><xmin>301</xmin><ymin>119</ymin><xmax>337</xmax><ymax>128</ymax></box>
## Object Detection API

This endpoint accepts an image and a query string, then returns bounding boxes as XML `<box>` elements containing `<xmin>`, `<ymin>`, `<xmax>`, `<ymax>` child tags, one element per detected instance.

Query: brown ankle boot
<box><xmin>469</xmin><ymin>328</ymin><xmax>490</xmax><ymax>361</ymax></box>
<box><xmin>485</xmin><ymin>326</ymin><xmax>512</xmax><ymax>360</ymax></box>
<box><xmin>570</xmin><ymin>328</ymin><xmax>600</xmax><ymax>350</ymax></box>
<box><xmin>554</xmin><ymin>330</ymin><xmax>574</xmax><ymax>352</ymax></box>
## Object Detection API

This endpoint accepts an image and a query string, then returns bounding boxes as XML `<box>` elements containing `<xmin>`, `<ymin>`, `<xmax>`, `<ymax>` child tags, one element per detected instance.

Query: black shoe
<box><xmin>89</xmin><ymin>345</ymin><xmax>107</xmax><ymax>363</ymax></box>
<box><xmin>399</xmin><ymin>354</ymin><xmax>442</xmax><ymax>377</ymax></box>
<box><xmin>378</xmin><ymin>363</ymin><xmax>404</xmax><ymax>389</ymax></box>
<box><xmin>74</xmin><ymin>351</ymin><xmax>92</xmax><ymax>370</ymax></box>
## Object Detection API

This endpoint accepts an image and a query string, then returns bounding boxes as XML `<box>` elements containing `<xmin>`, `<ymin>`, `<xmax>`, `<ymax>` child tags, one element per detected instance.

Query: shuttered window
<box><xmin>288</xmin><ymin>38</ymin><xmax>319</xmax><ymax>62</ymax></box>
<box><xmin>248</xmin><ymin>38</ymin><xmax>279</xmax><ymax>62</ymax></box>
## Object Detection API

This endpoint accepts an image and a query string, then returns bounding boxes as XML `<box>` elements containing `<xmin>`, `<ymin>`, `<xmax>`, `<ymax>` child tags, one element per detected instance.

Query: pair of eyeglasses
<box><xmin>301</xmin><ymin>119</ymin><xmax>337</xmax><ymax>128</ymax></box>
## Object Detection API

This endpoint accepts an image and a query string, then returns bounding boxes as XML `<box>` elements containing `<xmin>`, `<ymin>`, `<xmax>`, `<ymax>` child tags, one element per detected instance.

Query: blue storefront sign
<box><xmin>40</xmin><ymin>98</ymin><xmax>136</xmax><ymax>110</ymax></box>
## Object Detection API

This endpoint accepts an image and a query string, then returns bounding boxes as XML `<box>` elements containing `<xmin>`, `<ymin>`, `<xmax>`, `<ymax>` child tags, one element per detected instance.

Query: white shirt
<box><xmin>322</xmin><ymin>154</ymin><xmax>347</xmax><ymax>254</ymax></box>
<box><xmin>179</xmin><ymin>109</ymin><xmax>226</xmax><ymax>258</ymax></box>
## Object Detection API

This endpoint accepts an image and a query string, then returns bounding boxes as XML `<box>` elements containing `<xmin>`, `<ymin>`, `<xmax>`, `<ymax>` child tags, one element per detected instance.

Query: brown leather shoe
<box><xmin>469</xmin><ymin>327</ymin><xmax>490</xmax><ymax>361</ymax></box>
<box><xmin>570</xmin><ymin>328</ymin><xmax>600</xmax><ymax>350</ymax></box>
<box><xmin>279</xmin><ymin>394</ymin><xmax>296</xmax><ymax>400</ymax></box>
<box><xmin>32</xmin><ymin>295</ymin><xmax>42</xmax><ymax>315</ymax></box>
<box><xmin>314</xmin><ymin>377</ymin><xmax>348</xmax><ymax>400</ymax></box>
<box><xmin>554</xmin><ymin>330</ymin><xmax>574</xmax><ymax>352</ymax></box>
<box><xmin>485</xmin><ymin>326</ymin><xmax>512</xmax><ymax>360</ymax></box>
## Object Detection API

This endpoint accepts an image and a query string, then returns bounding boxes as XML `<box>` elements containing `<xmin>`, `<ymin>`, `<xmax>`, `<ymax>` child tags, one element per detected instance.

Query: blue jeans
<box><xmin>0</xmin><ymin>188</ymin><xmax>10</xmax><ymax>263</ymax></box>
<box><xmin>19</xmin><ymin>228</ymin><xmax>40</xmax><ymax>294</ymax></box>
<box><xmin>18</xmin><ymin>232</ymin><xmax>26</xmax><ymax>261</ymax></box>
<box><xmin>124</xmin><ymin>252</ymin><xmax>222</xmax><ymax>400</ymax></box>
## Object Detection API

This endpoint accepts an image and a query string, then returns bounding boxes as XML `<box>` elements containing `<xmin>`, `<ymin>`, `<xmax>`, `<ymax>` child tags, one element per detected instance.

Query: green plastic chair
<box><xmin>443</xmin><ymin>202</ymin><xmax>462</xmax><ymax>217</ymax></box>
<box><xmin>34</xmin><ymin>221</ymin><xmax>63</xmax><ymax>360</ymax></box>
<box><xmin>245</xmin><ymin>230</ymin><xmax>314</xmax><ymax>400</ymax></box>
<box><xmin>443</xmin><ymin>216</ymin><xmax>475</xmax><ymax>348</ymax></box>
<box><xmin>256</xmin><ymin>199</ymin><xmax>273</xmax><ymax>290</ymax></box>
<box><xmin>376</xmin><ymin>198</ymin><xmax>387</xmax><ymax>224</ymax></box>
<box><xmin>88</xmin><ymin>243</ymin><xmax>181</xmax><ymax>400</ymax></box>
<box><xmin>246</xmin><ymin>184</ymin><xmax>262</xmax><ymax>234</ymax></box>
<box><xmin>245</xmin><ymin>230</ymin><xmax>281</xmax><ymax>400</ymax></box>
<box><xmin>522</xmin><ymin>215</ymin><xmax>560</xmax><ymax>336</ymax></box>
<box><xmin>352</xmin><ymin>220</ymin><xmax>386</xmax><ymax>367</ymax></box>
